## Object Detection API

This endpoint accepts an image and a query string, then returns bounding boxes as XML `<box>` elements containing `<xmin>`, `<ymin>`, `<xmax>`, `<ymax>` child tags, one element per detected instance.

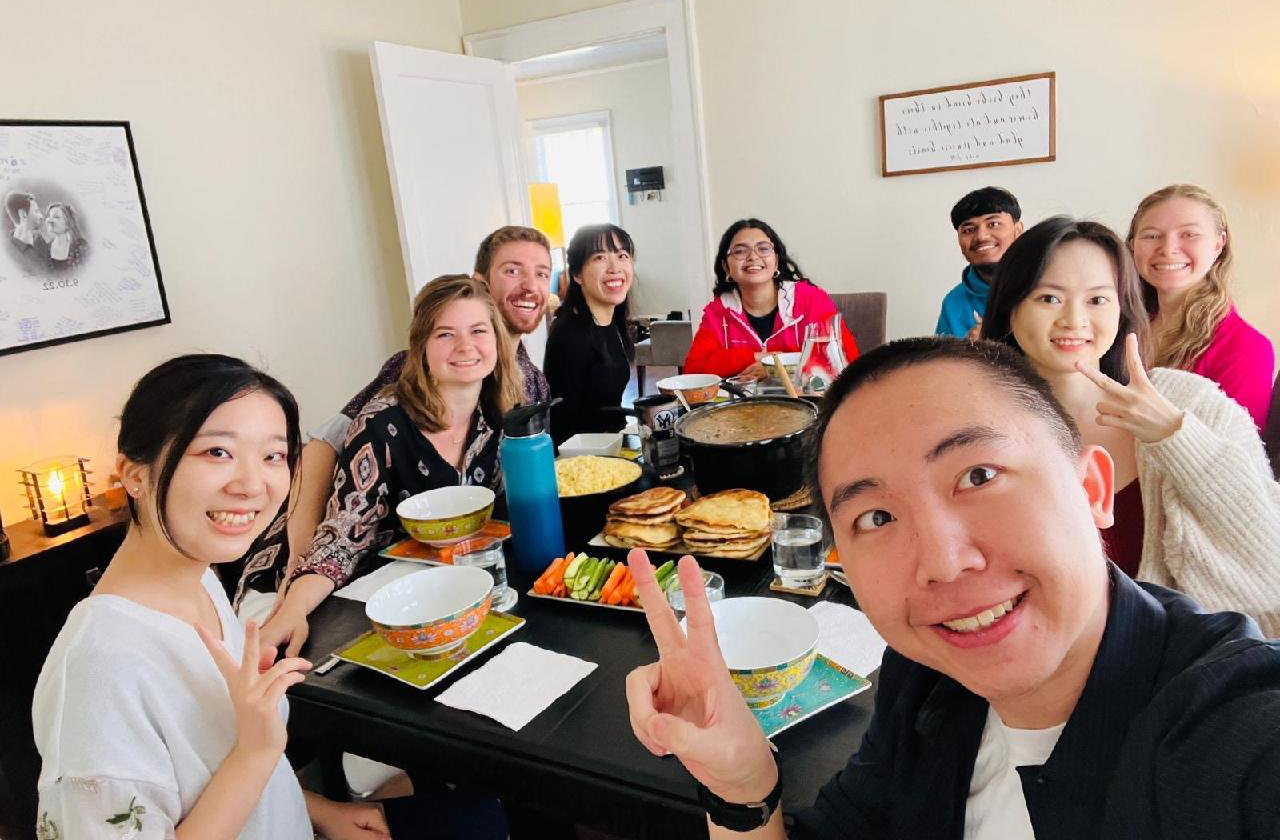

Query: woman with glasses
<box><xmin>684</xmin><ymin>218</ymin><xmax>859</xmax><ymax>380</ymax></box>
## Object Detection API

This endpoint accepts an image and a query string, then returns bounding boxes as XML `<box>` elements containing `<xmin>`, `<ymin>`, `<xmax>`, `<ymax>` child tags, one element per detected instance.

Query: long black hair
<box><xmin>712</xmin><ymin>218</ymin><xmax>810</xmax><ymax>297</ymax></box>
<box><xmin>980</xmin><ymin>216</ymin><xmax>1151</xmax><ymax>384</ymax></box>
<box><xmin>117</xmin><ymin>354</ymin><xmax>302</xmax><ymax>552</ymax></box>
<box><xmin>562</xmin><ymin>223</ymin><xmax>635</xmax><ymax>360</ymax></box>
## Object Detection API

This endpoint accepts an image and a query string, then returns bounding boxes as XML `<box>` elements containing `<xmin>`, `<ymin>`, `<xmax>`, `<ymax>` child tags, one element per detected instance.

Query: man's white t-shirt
<box><xmin>965</xmin><ymin>705</ymin><xmax>1065</xmax><ymax>839</ymax></box>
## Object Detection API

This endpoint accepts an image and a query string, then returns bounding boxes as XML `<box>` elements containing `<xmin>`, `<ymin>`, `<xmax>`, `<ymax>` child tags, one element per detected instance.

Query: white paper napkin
<box><xmin>434</xmin><ymin>641</ymin><xmax>597</xmax><ymax>730</ymax></box>
<box><xmin>333</xmin><ymin>560</ymin><xmax>423</xmax><ymax>603</ymax></box>
<box><xmin>808</xmin><ymin>601</ymin><xmax>888</xmax><ymax>678</ymax></box>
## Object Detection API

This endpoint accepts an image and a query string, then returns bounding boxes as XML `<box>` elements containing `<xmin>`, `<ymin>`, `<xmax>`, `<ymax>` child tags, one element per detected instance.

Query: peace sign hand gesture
<box><xmin>1075</xmin><ymin>332</ymin><xmax>1185</xmax><ymax>444</ymax></box>
<box><xmin>624</xmin><ymin>550</ymin><xmax>778</xmax><ymax>805</ymax></box>
<box><xmin>196</xmin><ymin>620</ymin><xmax>312</xmax><ymax>760</ymax></box>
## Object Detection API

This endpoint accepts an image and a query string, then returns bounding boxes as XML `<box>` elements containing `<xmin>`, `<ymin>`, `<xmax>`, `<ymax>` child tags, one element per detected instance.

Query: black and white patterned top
<box><xmin>234</xmin><ymin>395</ymin><xmax>500</xmax><ymax>601</ymax></box>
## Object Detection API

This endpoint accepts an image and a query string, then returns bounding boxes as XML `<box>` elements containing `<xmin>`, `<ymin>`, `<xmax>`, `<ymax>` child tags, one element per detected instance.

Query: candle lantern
<box><xmin>19</xmin><ymin>456</ymin><xmax>93</xmax><ymax>536</ymax></box>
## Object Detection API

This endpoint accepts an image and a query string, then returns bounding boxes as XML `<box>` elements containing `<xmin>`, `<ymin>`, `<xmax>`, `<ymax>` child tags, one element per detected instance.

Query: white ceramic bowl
<box><xmin>396</xmin><ymin>485</ymin><xmax>495</xmax><ymax>546</ymax></box>
<box><xmin>759</xmin><ymin>352</ymin><xmax>802</xmax><ymax>368</ymax></box>
<box><xmin>686</xmin><ymin>596</ymin><xmax>820</xmax><ymax>708</ymax></box>
<box><xmin>656</xmin><ymin>373</ymin><xmax>722</xmax><ymax>405</ymax></box>
<box><xmin>366</xmin><ymin>565</ymin><xmax>493</xmax><ymax>658</ymax></box>
<box><xmin>558</xmin><ymin>432</ymin><xmax>624</xmax><ymax>458</ymax></box>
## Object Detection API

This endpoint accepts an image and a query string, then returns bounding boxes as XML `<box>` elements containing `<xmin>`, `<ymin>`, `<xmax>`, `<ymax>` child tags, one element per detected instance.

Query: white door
<box><xmin>370</xmin><ymin>41</ymin><xmax>529</xmax><ymax>299</ymax></box>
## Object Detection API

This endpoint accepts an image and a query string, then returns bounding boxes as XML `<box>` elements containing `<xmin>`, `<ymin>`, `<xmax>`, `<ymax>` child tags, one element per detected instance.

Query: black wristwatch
<box><xmin>696</xmin><ymin>764</ymin><xmax>782</xmax><ymax>832</ymax></box>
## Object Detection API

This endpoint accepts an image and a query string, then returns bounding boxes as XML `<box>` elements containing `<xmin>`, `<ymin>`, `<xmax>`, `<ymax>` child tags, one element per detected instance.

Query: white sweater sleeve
<box><xmin>1139</xmin><ymin>370</ymin><xmax>1280</xmax><ymax>636</ymax></box>
<box><xmin>36</xmin><ymin>776</ymin><xmax>180</xmax><ymax>839</ymax></box>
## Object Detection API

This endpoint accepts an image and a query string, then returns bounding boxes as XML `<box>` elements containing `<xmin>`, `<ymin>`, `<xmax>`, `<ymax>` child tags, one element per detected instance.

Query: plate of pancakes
<box><xmin>595</xmin><ymin>487</ymin><xmax>773</xmax><ymax>560</ymax></box>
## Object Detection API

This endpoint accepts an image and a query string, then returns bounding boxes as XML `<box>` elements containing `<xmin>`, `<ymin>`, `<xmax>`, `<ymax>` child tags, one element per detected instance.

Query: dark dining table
<box><xmin>287</xmin><ymin>509</ymin><xmax>878</xmax><ymax>839</ymax></box>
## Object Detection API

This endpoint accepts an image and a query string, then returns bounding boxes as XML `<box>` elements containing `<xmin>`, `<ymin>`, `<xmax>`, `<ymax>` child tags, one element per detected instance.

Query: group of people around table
<box><xmin>28</xmin><ymin>181</ymin><xmax>1280</xmax><ymax>839</ymax></box>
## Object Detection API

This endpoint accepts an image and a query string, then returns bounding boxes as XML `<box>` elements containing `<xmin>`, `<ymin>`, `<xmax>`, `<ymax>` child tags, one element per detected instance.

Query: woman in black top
<box><xmin>545</xmin><ymin>224</ymin><xmax>635</xmax><ymax>445</ymax></box>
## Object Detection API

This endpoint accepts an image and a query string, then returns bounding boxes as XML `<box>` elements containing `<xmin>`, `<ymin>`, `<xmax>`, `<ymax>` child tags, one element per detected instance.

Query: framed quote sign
<box><xmin>0</xmin><ymin>120</ymin><xmax>169</xmax><ymax>356</ymax></box>
<box><xmin>879</xmin><ymin>72</ymin><xmax>1056</xmax><ymax>177</ymax></box>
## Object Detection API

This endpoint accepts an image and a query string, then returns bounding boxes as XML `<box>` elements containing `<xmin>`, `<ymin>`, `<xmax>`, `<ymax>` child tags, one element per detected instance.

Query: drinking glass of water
<box><xmin>666</xmin><ymin>569</ymin><xmax>725</xmax><ymax>620</ymax></box>
<box><xmin>454</xmin><ymin>537</ymin><xmax>518</xmax><ymax>611</ymax></box>
<box><xmin>771</xmin><ymin>513</ymin><xmax>826</xmax><ymax>587</ymax></box>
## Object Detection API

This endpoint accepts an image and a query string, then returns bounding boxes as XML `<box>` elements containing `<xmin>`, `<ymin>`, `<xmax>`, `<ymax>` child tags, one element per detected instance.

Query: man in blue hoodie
<box><xmin>935</xmin><ymin>187</ymin><xmax>1023</xmax><ymax>338</ymax></box>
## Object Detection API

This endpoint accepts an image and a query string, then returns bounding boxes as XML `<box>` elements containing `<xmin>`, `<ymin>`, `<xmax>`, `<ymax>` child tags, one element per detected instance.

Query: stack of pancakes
<box><xmin>675</xmin><ymin>489</ymin><xmax>772</xmax><ymax>558</ymax></box>
<box><xmin>602</xmin><ymin>486</ymin><xmax>687</xmax><ymax>550</ymax></box>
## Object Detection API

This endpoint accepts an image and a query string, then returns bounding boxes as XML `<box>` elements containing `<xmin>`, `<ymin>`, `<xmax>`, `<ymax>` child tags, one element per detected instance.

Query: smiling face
<box><xmin>44</xmin><ymin>205</ymin><xmax>69</xmax><ymax>236</ymax></box>
<box><xmin>724</xmin><ymin>227</ymin><xmax>778</xmax><ymax>290</ymax></box>
<box><xmin>817</xmin><ymin>360</ymin><xmax>1112</xmax><ymax>712</ymax></box>
<box><xmin>486</xmin><ymin>240</ymin><xmax>551</xmax><ymax>335</ymax></box>
<box><xmin>1009</xmin><ymin>240</ymin><xmax>1121</xmax><ymax>377</ymax></box>
<box><xmin>152</xmin><ymin>390</ymin><xmax>292</xmax><ymax>564</ymax></box>
<box><xmin>1130</xmin><ymin>196</ymin><xmax>1226</xmax><ymax>299</ymax></box>
<box><xmin>957</xmin><ymin>212</ymin><xmax>1023</xmax><ymax>268</ymax></box>
<box><xmin>424</xmin><ymin>297</ymin><xmax>498</xmax><ymax>387</ymax></box>
<box><xmin>574</xmin><ymin>233</ymin><xmax>633</xmax><ymax>308</ymax></box>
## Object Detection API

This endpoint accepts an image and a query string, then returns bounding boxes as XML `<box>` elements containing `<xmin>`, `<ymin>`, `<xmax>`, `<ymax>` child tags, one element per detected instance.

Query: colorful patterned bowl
<box><xmin>695</xmin><ymin>596</ymin><xmax>819</xmax><ymax>709</ymax></box>
<box><xmin>366</xmin><ymin>565</ymin><xmax>493</xmax><ymax>658</ymax></box>
<box><xmin>397</xmin><ymin>486</ymin><xmax>495</xmax><ymax>547</ymax></box>
<box><xmin>657</xmin><ymin>373</ymin><xmax>722</xmax><ymax>406</ymax></box>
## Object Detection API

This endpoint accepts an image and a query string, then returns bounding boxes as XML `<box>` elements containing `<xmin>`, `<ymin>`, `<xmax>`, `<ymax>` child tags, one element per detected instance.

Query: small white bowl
<box><xmin>760</xmin><ymin>352</ymin><xmax>802</xmax><ymax>368</ymax></box>
<box><xmin>366</xmin><ymin>565</ymin><xmax>494</xmax><ymax>658</ymax></box>
<box><xmin>558</xmin><ymin>432</ymin><xmax>624</xmax><ymax>458</ymax></box>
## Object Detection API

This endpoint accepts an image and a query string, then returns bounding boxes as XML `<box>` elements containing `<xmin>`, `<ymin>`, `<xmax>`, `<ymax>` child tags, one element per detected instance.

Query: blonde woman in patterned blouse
<box><xmin>260</xmin><ymin>274</ymin><xmax>524</xmax><ymax>657</ymax></box>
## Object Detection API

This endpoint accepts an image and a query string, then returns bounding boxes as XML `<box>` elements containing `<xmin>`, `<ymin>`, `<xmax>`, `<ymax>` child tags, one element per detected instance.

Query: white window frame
<box><xmin>526</xmin><ymin>110</ymin><xmax>622</xmax><ymax>231</ymax></box>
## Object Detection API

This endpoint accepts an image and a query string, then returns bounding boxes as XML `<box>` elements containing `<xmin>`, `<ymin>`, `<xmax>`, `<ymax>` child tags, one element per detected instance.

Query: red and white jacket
<box><xmin>683</xmin><ymin>280</ymin><xmax>859</xmax><ymax>378</ymax></box>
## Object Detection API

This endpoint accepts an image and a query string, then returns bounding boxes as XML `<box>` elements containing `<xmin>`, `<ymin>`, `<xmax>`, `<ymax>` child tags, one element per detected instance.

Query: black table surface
<box><xmin>289</xmin><ymin>533</ymin><xmax>877</xmax><ymax>838</ymax></box>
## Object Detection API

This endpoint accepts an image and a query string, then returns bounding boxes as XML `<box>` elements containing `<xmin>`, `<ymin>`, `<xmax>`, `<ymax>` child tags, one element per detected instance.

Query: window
<box><xmin>527</xmin><ymin>111</ymin><xmax>621</xmax><ymax>261</ymax></box>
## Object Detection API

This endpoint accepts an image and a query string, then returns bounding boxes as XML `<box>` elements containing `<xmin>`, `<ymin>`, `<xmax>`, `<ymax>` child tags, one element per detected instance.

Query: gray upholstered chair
<box><xmin>635</xmin><ymin>319</ymin><xmax>693</xmax><ymax>394</ymax></box>
<box><xmin>830</xmin><ymin>292</ymin><xmax>888</xmax><ymax>352</ymax></box>
<box><xmin>1264</xmin><ymin>368</ymin><xmax>1280</xmax><ymax>479</ymax></box>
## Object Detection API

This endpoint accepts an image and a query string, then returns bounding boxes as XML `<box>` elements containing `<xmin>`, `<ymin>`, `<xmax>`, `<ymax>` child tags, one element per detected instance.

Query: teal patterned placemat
<box><xmin>752</xmin><ymin>655</ymin><xmax>872</xmax><ymax>739</ymax></box>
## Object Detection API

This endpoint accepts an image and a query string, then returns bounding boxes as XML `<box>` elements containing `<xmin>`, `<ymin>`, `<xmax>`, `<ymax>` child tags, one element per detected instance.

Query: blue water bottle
<box><xmin>499</xmin><ymin>400</ymin><xmax>566</xmax><ymax>574</ymax></box>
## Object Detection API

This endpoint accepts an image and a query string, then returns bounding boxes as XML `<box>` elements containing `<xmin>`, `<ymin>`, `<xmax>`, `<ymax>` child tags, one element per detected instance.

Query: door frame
<box><xmin>464</xmin><ymin>0</ymin><xmax>714</xmax><ymax>313</ymax></box>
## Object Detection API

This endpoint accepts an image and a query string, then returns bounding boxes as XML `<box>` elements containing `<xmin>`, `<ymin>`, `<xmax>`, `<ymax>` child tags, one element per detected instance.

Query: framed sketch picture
<box><xmin>879</xmin><ymin>72</ymin><xmax>1056</xmax><ymax>177</ymax></box>
<box><xmin>0</xmin><ymin>120</ymin><xmax>169</xmax><ymax>356</ymax></box>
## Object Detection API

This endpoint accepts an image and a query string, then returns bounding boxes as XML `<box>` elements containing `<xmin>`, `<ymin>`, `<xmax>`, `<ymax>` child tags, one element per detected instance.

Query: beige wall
<box><xmin>0</xmin><ymin>0</ymin><xmax>463</xmax><ymax>525</ymax></box>
<box><xmin>460</xmin><ymin>0</ymin><xmax>614</xmax><ymax>33</ymax></box>
<box><xmin>518</xmin><ymin>60</ymin><xmax>686</xmax><ymax>317</ymax></box>
<box><xmin>463</xmin><ymin>0</ymin><xmax>1280</xmax><ymax>352</ymax></box>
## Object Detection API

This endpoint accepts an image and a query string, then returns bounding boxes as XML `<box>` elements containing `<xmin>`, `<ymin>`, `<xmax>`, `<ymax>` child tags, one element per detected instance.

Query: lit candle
<box><xmin>47</xmin><ymin>469</ymin><xmax>67</xmax><ymax>522</ymax></box>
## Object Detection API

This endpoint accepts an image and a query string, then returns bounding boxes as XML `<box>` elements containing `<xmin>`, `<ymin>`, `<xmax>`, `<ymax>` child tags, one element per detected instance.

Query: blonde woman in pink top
<box><xmin>1128</xmin><ymin>184</ymin><xmax>1275</xmax><ymax>431</ymax></box>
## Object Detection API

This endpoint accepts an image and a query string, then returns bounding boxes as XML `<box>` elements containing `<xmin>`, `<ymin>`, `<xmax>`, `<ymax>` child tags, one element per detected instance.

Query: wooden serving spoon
<box><xmin>771</xmin><ymin>354</ymin><xmax>800</xmax><ymax>398</ymax></box>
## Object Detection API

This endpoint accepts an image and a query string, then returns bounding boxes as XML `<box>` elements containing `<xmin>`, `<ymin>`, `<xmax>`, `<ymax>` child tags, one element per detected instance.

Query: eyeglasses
<box><xmin>727</xmin><ymin>242</ymin><xmax>775</xmax><ymax>260</ymax></box>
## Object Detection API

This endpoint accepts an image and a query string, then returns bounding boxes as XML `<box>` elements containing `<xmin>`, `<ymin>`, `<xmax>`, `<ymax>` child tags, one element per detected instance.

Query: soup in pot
<box><xmin>679</xmin><ymin>401</ymin><xmax>814</xmax><ymax>445</ymax></box>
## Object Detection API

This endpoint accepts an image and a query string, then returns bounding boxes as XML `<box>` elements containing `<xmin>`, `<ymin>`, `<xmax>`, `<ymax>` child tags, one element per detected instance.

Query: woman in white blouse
<box><xmin>31</xmin><ymin>355</ymin><xmax>390</xmax><ymax>838</ymax></box>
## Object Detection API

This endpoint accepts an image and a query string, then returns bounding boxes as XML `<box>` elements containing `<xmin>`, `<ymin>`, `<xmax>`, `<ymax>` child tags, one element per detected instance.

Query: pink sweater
<box><xmin>1189</xmin><ymin>307</ymin><xmax>1275</xmax><ymax>432</ymax></box>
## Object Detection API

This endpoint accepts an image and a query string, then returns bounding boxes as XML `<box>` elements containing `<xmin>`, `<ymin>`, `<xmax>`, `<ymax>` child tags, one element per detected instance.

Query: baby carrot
<box><xmin>598</xmin><ymin>562</ymin><xmax>627</xmax><ymax>603</ymax></box>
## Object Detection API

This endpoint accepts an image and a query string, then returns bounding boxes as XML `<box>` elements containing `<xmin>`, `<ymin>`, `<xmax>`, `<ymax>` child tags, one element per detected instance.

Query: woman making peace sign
<box><xmin>981</xmin><ymin>217</ymin><xmax>1280</xmax><ymax>636</ymax></box>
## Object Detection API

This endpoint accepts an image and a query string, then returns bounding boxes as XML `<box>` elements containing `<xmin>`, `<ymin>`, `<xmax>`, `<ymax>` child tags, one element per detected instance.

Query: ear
<box><xmin>1078</xmin><ymin>444</ymin><xmax>1115</xmax><ymax>529</ymax></box>
<box><xmin>1213</xmin><ymin>230</ymin><xmax>1227</xmax><ymax>261</ymax></box>
<box><xmin>116</xmin><ymin>454</ymin><xmax>148</xmax><ymax>497</ymax></box>
<box><xmin>1012</xmin><ymin>220</ymin><xmax>1025</xmax><ymax>237</ymax></box>
<box><xmin>472</xmin><ymin>270</ymin><xmax>486</xmax><ymax>285</ymax></box>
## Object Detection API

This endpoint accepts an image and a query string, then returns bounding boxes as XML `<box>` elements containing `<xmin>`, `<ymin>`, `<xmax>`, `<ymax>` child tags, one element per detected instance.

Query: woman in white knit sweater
<box><xmin>981</xmin><ymin>216</ymin><xmax>1280</xmax><ymax>637</ymax></box>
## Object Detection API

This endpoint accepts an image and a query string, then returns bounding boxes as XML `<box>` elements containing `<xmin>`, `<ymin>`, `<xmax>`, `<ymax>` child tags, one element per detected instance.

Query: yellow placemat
<box><xmin>334</xmin><ymin>612</ymin><xmax>524</xmax><ymax>690</ymax></box>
